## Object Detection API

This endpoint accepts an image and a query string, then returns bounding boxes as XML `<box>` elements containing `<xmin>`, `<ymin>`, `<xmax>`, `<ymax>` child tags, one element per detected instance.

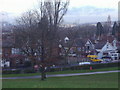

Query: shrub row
<box><xmin>2</xmin><ymin>68</ymin><xmax>35</xmax><ymax>74</ymax></box>
<box><xmin>49</xmin><ymin>62</ymin><xmax>119</xmax><ymax>72</ymax></box>
<box><xmin>2</xmin><ymin>62</ymin><xmax>119</xmax><ymax>74</ymax></box>
<box><xmin>23</xmin><ymin>68</ymin><xmax>35</xmax><ymax>73</ymax></box>
<box><xmin>2</xmin><ymin>69</ymin><xmax>21</xmax><ymax>74</ymax></box>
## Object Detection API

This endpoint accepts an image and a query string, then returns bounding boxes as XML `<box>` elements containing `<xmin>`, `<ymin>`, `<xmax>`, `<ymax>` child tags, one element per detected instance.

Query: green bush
<box><xmin>2</xmin><ymin>69</ymin><xmax>21</xmax><ymax>74</ymax></box>
<box><xmin>24</xmin><ymin>61</ymin><xmax>32</xmax><ymax>67</ymax></box>
<box><xmin>49</xmin><ymin>68</ymin><xmax>62</xmax><ymax>72</ymax></box>
<box><xmin>12</xmin><ymin>69</ymin><xmax>21</xmax><ymax>74</ymax></box>
<box><xmin>2</xmin><ymin>70</ymin><xmax>11</xmax><ymax>74</ymax></box>
<box><xmin>49</xmin><ymin>68</ymin><xmax>55</xmax><ymax>72</ymax></box>
<box><xmin>23</xmin><ymin>69</ymin><xmax>35</xmax><ymax>73</ymax></box>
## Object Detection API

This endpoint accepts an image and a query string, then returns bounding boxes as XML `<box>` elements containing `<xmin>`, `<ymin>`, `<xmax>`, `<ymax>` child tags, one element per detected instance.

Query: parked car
<box><xmin>79</xmin><ymin>62</ymin><xmax>91</xmax><ymax>65</ymax></box>
<box><xmin>68</xmin><ymin>54</ymin><xmax>77</xmax><ymax>57</ymax></box>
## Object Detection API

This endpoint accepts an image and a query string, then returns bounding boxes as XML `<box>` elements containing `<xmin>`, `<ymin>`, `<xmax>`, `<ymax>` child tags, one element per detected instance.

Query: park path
<box><xmin>1</xmin><ymin>70</ymin><xmax>120</xmax><ymax>80</ymax></box>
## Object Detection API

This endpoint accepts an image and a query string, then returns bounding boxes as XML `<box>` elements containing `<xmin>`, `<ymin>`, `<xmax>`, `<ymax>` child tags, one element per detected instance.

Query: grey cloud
<box><xmin>67</xmin><ymin>6</ymin><xmax>116</xmax><ymax>15</ymax></box>
<box><xmin>63</xmin><ymin>6</ymin><xmax>117</xmax><ymax>24</ymax></box>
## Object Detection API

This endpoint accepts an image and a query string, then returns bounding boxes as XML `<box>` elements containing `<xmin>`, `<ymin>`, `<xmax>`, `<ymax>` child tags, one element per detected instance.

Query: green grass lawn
<box><xmin>2</xmin><ymin>67</ymin><xmax>119</xmax><ymax>77</ymax></box>
<box><xmin>2</xmin><ymin>72</ymin><xmax>119</xmax><ymax>88</ymax></box>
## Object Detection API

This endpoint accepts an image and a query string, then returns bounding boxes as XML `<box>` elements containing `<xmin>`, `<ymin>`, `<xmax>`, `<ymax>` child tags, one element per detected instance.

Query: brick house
<box><xmin>2</xmin><ymin>31</ymin><xmax>14</xmax><ymax>67</ymax></box>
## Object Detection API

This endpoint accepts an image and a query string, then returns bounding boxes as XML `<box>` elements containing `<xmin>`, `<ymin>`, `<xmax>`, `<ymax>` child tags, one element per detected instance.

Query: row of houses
<box><xmin>62</xmin><ymin>35</ymin><xmax>120</xmax><ymax>63</ymax></box>
<box><xmin>1</xmin><ymin>29</ymin><xmax>61</xmax><ymax>67</ymax></box>
<box><xmin>1</xmin><ymin>28</ymin><xmax>120</xmax><ymax>68</ymax></box>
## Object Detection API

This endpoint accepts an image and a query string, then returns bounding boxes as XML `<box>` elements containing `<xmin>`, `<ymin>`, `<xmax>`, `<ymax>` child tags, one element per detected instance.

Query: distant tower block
<box><xmin>107</xmin><ymin>15</ymin><xmax>111</xmax><ymax>27</ymax></box>
<box><xmin>107</xmin><ymin>15</ymin><xmax>112</xmax><ymax>35</ymax></box>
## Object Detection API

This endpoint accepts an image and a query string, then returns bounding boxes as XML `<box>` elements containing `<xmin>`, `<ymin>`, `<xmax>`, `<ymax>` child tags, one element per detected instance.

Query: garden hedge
<box><xmin>2</xmin><ymin>62</ymin><xmax>119</xmax><ymax>74</ymax></box>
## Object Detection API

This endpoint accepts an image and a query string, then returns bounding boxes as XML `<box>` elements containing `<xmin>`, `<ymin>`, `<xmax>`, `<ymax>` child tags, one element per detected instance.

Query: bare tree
<box><xmin>14</xmin><ymin>0</ymin><xmax>69</xmax><ymax>80</ymax></box>
<box><xmin>14</xmin><ymin>10</ymin><xmax>40</xmax><ymax>67</ymax></box>
<box><xmin>59</xmin><ymin>27</ymin><xmax>79</xmax><ymax>65</ymax></box>
<box><xmin>37</xmin><ymin>0</ymin><xmax>69</xmax><ymax>80</ymax></box>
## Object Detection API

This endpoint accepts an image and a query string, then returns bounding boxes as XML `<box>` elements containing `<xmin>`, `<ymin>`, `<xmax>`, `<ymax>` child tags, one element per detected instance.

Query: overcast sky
<box><xmin>0</xmin><ymin>0</ymin><xmax>119</xmax><ymax>24</ymax></box>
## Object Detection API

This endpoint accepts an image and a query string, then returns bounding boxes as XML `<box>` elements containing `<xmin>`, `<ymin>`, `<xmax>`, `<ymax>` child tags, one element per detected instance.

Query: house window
<box><xmin>78</xmin><ymin>47</ymin><xmax>81</xmax><ymax>51</ymax></box>
<box><xmin>87</xmin><ymin>46</ymin><xmax>90</xmax><ymax>50</ymax></box>
<box><xmin>5</xmin><ymin>53</ymin><xmax>8</xmax><ymax>56</ymax></box>
<box><xmin>12</xmin><ymin>48</ymin><xmax>20</xmax><ymax>54</ymax></box>
<box><xmin>16</xmin><ymin>59</ymin><xmax>19</xmax><ymax>64</ymax></box>
<box><xmin>103</xmin><ymin>53</ymin><xmax>108</xmax><ymax>56</ymax></box>
<box><xmin>106</xmin><ymin>45</ymin><xmax>109</xmax><ymax>49</ymax></box>
<box><xmin>82</xmin><ymin>47</ymin><xmax>84</xmax><ymax>51</ymax></box>
<box><xmin>115</xmin><ymin>57</ymin><xmax>117</xmax><ymax>60</ymax></box>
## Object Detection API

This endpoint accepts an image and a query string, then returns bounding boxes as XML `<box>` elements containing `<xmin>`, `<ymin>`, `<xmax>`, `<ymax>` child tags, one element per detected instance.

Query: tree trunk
<box><xmin>41</xmin><ymin>66</ymin><xmax>46</xmax><ymax>80</ymax></box>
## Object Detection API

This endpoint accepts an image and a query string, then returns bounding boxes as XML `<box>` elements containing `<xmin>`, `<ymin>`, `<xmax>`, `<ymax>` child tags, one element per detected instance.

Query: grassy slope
<box><xmin>2</xmin><ymin>67</ymin><xmax>118</xmax><ymax>77</ymax></box>
<box><xmin>2</xmin><ymin>72</ymin><xmax>119</xmax><ymax>88</ymax></box>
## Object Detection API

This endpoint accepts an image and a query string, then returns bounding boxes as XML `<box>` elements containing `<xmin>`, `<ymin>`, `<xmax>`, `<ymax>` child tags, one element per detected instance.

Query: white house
<box><xmin>97</xmin><ymin>39</ymin><xmax>119</xmax><ymax>61</ymax></box>
<box><xmin>85</xmin><ymin>39</ymin><xmax>95</xmax><ymax>53</ymax></box>
<box><xmin>0</xmin><ymin>60</ymin><xmax>10</xmax><ymax>67</ymax></box>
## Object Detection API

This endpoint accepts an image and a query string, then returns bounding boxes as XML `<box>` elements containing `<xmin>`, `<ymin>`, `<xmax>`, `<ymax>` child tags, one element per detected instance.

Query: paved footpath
<box><xmin>1</xmin><ymin>70</ymin><xmax>120</xmax><ymax>79</ymax></box>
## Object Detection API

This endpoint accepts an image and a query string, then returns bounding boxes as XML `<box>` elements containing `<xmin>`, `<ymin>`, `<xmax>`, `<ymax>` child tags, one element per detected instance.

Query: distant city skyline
<box><xmin>0</xmin><ymin>0</ymin><xmax>119</xmax><ymax>24</ymax></box>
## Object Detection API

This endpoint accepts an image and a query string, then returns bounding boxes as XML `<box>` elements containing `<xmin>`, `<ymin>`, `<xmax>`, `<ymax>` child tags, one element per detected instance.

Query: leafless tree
<box><xmin>14</xmin><ymin>0</ymin><xmax>69</xmax><ymax>80</ymax></box>
<box><xmin>59</xmin><ymin>27</ymin><xmax>79</xmax><ymax>65</ymax></box>
<box><xmin>37</xmin><ymin>0</ymin><xmax>69</xmax><ymax>80</ymax></box>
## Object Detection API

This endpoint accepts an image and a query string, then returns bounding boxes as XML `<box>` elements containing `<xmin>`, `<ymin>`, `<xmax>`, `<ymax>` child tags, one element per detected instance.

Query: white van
<box><xmin>79</xmin><ymin>62</ymin><xmax>91</xmax><ymax>65</ymax></box>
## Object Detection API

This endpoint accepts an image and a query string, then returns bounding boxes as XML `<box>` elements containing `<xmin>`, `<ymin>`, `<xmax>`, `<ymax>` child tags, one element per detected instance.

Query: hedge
<box><xmin>2</xmin><ymin>69</ymin><xmax>21</xmax><ymax>74</ymax></box>
<box><xmin>49</xmin><ymin>62</ymin><xmax>119</xmax><ymax>72</ymax></box>
<box><xmin>23</xmin><ymin>68</ymin><xmax>35</xmax><ymax>73</ymax></box>
<box><xmin>2</xmin><ymin>68</ymin><xmax>36</xmax><ymax>74</ymax></box>
<box><xmin>2</xmin><ymin>62</ymin><xmax>119</xmax><ymax>74</ymax></box>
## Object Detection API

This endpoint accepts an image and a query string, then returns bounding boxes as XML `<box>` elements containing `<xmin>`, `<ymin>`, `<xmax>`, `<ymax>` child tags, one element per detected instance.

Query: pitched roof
<box><xmin>2</xmin><ymin>41</ymin><xmax>14</xmax><ymax>48</ymax></box>
<box><xmin>95</xmin><ymin>42</ymin><xmax>106</xmax><ymax>49</ymax></box>
<box><xmin>100</xmin><ymin>35</ymin><xmax>114</xmax><ymax>43</ymax></box>
<box><xmin>74</xmin><ymin>38</ymin><xmax>87</xmax><ymax>47</ymax></box>
<box><xmin>101</xmin><ymin>41</ymin><xmax>115</xmax><ymax>51</ymax></box>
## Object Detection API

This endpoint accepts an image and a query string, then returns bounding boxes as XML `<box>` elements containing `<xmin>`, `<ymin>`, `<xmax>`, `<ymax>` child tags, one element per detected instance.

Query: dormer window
<box><xmin>87</xmin><ymin>46</ymin><xmax>90</xmax><ymax>50</ymax></box>
<box><xmin>106</xmin><ymin>45</ymin><xmax>109</xmax><ymax>49</ymax></box>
